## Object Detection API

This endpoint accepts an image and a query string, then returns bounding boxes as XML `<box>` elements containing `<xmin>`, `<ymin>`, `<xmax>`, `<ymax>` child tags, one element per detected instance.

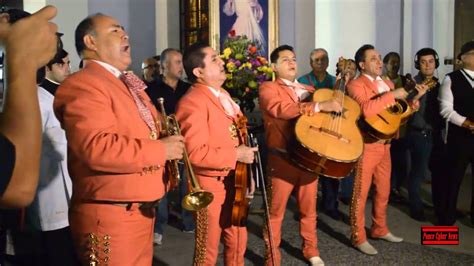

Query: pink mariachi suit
<box><xmin>54</xmin><ymin>61</ymin><xmax>167</xmax><ymax>265</ymax></box>
<box><xmin>259</xmin><ymin>78</ymin><xmax>320</xmax><ymax>265</ymax></box>
<box><xmin>176</xmin><ymin>83</ymin><xmax>246</xmax><ymax>266</ymax></box>
<box><xmin>347</xmin><ymin>74</ymin><xmax>397</xmax><ymax>245</ymax></box>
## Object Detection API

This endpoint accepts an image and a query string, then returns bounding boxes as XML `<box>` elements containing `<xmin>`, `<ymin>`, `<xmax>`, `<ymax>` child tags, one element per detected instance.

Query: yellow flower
<box><xmin>222</xmin><ymin>48</ymin><xmax>232</xmax><ymax>59</ymax></box>
<box><xmin>226</xmin><ymin>62</ymin><xmax>236</xmax><ymax>72</ymax></box>
<box><xmin>243</xmin><ymin>62</ymin><xmax>252</xmax><ymax>69</ymax></box>
<box><xmin>226</xmin><ymin>73</ymin><xmax>233</xmax><ymax>80</ymax></box>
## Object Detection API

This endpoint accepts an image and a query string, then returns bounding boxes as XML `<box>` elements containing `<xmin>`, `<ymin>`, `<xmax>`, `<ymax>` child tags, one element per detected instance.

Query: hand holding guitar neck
<box><xmin>400</xmin><ymin>73</ymin><xmax>436</xmax><ymax>101</ymax></box>
<box><xmin>412</xmin><ymin>84</ymin><xmax>429</xmax><ymax>101</ymax></box>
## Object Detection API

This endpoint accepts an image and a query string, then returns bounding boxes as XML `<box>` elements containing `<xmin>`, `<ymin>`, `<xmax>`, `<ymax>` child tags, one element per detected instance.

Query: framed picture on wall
<box><xmin>209</xmin><ymin>0</ymin><xmax>278</xmax><ymax>58</ymax></box>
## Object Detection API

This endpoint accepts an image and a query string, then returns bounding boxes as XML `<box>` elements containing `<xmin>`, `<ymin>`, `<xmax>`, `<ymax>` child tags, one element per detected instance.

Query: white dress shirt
<box><xmin>89</xmin><ymin>59</ymin><xmax>123</xmax><ymax>78</ymax></box>
<box><xmin>27</xmin><ymin>87</ymin><xmax>73</xmax><ymax>231</ymax></box>
<box><xmin>363</xmin><ymin>74</ymin><xmax>391</xmax><ymax>93</ymax></box>
<box><xmin>281</xmin><ymin>78</ymin><xmax>320</xmax><ymax>112</ymax></box>
<box><xmin>439</xmin><ymin>68</ymin><xmax>474</xmax><ymax>127</ymax></box>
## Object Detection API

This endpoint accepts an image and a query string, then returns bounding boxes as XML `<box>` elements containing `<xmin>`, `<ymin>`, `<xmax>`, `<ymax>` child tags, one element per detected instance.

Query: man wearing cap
<box><xmin>53</xmin><ymin>13</ymin><xmax>184</xmax><ymax>265</ymax></box>
<box><xmin>439</xmin><ymin>40</ymin><xmax>474</xmax><ymax>226</ymax></box>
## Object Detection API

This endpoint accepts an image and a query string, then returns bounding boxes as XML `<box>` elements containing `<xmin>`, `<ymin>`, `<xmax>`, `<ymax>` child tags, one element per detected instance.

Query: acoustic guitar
<box><xmin>289</xmin><ymin>58</ymin><xmax>364</xmax><ymax>179</ymax></box>
<box><xmin>360</xmin><ymin>75</ymin><xmax>438</xmax><ymax>140</ymax></box>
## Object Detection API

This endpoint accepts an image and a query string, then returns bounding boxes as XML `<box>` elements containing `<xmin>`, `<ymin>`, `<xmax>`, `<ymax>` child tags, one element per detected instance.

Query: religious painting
<box><xmin>209</xmin><ymin>0</ymin><xmax>278</xmax><ymax>58</ymax></box>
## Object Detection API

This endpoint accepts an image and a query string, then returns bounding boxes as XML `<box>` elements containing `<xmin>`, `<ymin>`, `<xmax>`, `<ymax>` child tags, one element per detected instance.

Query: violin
<box><xmin>231</xmin><ymin>115</ymin><xmax>276</xmax><ymax>264</ymax></box>
<box><xmin>231</xmin><ymin>115</ymin><xmax>251</xmax><ymax>227</ymax></box>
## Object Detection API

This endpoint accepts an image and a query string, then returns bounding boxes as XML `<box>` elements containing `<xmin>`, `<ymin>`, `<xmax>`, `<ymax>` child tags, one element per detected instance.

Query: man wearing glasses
<box><xmin>141</xmin><ymin>55</ymin><xmax>160</xmax><ymax>85</ymax></box>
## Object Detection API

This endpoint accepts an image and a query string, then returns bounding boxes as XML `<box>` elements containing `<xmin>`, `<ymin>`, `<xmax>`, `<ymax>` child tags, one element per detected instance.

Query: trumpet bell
<box><xmin>182</xmin><ymin>191</ymin><xmax>214</xmax><ymax>211</ymax></box>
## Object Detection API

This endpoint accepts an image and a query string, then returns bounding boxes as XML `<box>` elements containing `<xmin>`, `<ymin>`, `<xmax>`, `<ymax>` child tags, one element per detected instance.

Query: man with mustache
<box><xmin>347</xmin><ymin>44</ymin><xmax>427</xmax><ymax>255</ymax></box>
<box><xmin>176</xmin><ymin>42</ymin><xmax>257</xmax><ymax>265</ymax></box>
<box><xmin>54</xmin><ymin>13</ymin><xmax>184</xmax><ymax>265</ymax></box>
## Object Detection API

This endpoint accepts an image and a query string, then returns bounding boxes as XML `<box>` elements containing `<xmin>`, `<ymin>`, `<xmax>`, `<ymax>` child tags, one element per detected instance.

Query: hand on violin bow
<box><xmin>236</xmin><ymin>145</ymin><xmax>257</xmax><ymax>164</ymax></box>
<box><xmin>161</xmin><ymin>135</ymin><xmax>185</xmax><ymax>160</ymax></box>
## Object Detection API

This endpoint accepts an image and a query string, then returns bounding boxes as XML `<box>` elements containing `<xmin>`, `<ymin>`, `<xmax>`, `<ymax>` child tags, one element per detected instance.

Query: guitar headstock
<box><xmin>403</xmin><ymin>73</ymin><xmax>437</xmax><ymax>92</ymax></box>
<box><xmin>337</xmin><ymin>57</ymin><xmax>351</xmax><ymax>75</ymax></box>
<box><xmin>422</xmin><ymin>77</ymin><xmax>438</xmax><ymax>90</ymax></box>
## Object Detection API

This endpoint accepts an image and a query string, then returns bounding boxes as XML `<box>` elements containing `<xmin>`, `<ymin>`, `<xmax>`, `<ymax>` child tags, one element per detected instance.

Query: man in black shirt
<box><xmin>147</xmin><ymin>49</ymin><xmax>190</xmax><ymax>114</ymax></box>
<box><xmin>404</xmin><ymin>48</ymin><xmax>442</xmax><ymax>221</ymax></box>
<box><xmin>141</xmin><ymin>56</ymin><xmax>160</xmax><ymax>86</ymax></box>
<box><xmin>146</xmin><ymin>48</ymin><xmax>193</xmax><ymax>245</ymax></box>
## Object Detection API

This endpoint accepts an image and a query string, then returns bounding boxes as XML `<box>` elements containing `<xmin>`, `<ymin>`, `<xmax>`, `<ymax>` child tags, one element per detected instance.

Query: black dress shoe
<box><xmin>324</xmin><ymin>209</ymin><xmax>341</xmax><ymax>220</ymax></box>
<box><xmin>410</xmin><ymin>210</ymin><xmax>427</xmax><ymax>222</ymax></box>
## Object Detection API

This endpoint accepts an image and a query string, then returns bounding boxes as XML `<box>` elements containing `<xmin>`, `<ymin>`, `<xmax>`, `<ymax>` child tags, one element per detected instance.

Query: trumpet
<box><xmin>158</xmin><ymin>98</ymin><xmax>181</xmax><ymax>190</ymax></box>
<box><xmin>157</xmin><ymin>98</ymin><xmax>214</xmax><ymax>211</ymax></box>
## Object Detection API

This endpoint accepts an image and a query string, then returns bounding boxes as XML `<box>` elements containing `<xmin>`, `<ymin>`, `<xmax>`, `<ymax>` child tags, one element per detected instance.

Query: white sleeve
<box><xmin>438</xmin><ymin>75</ymin><xmax>466</xmax><ymax>127</ymax></box>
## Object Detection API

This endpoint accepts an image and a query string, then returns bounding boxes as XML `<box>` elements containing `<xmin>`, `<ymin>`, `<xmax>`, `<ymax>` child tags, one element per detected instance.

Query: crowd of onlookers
<box><xmin>0</xmin><ymin>4</ymin><xmax>472</xmax><ymax>265</ymax></box>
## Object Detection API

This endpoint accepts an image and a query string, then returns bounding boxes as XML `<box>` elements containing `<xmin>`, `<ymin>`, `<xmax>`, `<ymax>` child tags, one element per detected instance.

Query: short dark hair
<box><xmin>160</xmin><ymin>48</ymin><xmax>180</xmax><ymax>65</ymax></box>
<box><xmin>183</xmin><ymin>42</ymin><xmax>208</xmax><ymax>83</ymax></box>
<box><xmin>270</xmin><ymin>45</ymin><xmax>294</xmax><ymax>64</ymax></box>
<box><xmin>75</xmin><ymin>13</ymin><xmax>104</xmax><ymax>56</ymax></box>
<box><xmin>46</xmin><ymin>49</ymin><xmax>69</xmax><ymax>69</ymax></box>
<box><xmin>354</xmin><ymin>44</ymin><xmax>375</xmax><ymax>71</ymax></box>
<box><xmin>383</xmin><ymin>52</ymin><xmax>400</xmax><ymax>64</ymax></box>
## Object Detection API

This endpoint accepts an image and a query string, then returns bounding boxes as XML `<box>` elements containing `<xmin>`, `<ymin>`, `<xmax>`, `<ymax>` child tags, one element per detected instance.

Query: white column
<box><xmin>411</xmin><ymin>0</ymin><xmax>433</xmax><ymax>52</ymax></box>
<box><xmin>167</xmin><ymin>0</ymin><xmax>180</xmax><ymax>50</ymax></box>
<box><xmin>433</xmin><ymin>0</ymin><xmax>455</xmax><ymax>79</ymax></box>
<box><xmin>315</xmin><ymin>0</ymin><xmax>376</xmax><ymax>75</ymax></box>
<box><xmin>402</xmin><ymin>0</ymin><xmax>413</xmax><ymax>75</ymax></box>
<box><xmin>155</xmin><ymin>0</ymin><xmax>168</xmax><ymax>54</ymax></box>
<box><xmin>294</xmin><ymin>0</ymin><xmax>315</xmax><ymax>76</ymax></box>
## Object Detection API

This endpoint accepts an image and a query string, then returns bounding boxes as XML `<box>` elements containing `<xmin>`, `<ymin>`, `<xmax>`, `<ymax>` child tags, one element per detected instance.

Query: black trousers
<box><xmin>40</xmin><ymin>227</ymin><xmax>79</xmax><ymax>266</ymax></box>
<box><xmin>6</xmin><ymin>226</ymin><xmax>79</xmax><ymax>266</ymax></box>
<box><xmin>430</xmin><ymin>132</ymin><xmax>448</xmax><ymax>221</ymax></box>
<box><xmin>440</xmin><ymin>132</ymin><xmax>474</xmax><ymax>225</ymax></box>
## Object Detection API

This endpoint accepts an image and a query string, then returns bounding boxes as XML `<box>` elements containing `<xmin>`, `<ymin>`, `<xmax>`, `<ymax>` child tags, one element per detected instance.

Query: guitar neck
<box><xmin>406</xmin><ymin>88</ymin><xmax>419</xmax><ymax>101</ymax></box>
